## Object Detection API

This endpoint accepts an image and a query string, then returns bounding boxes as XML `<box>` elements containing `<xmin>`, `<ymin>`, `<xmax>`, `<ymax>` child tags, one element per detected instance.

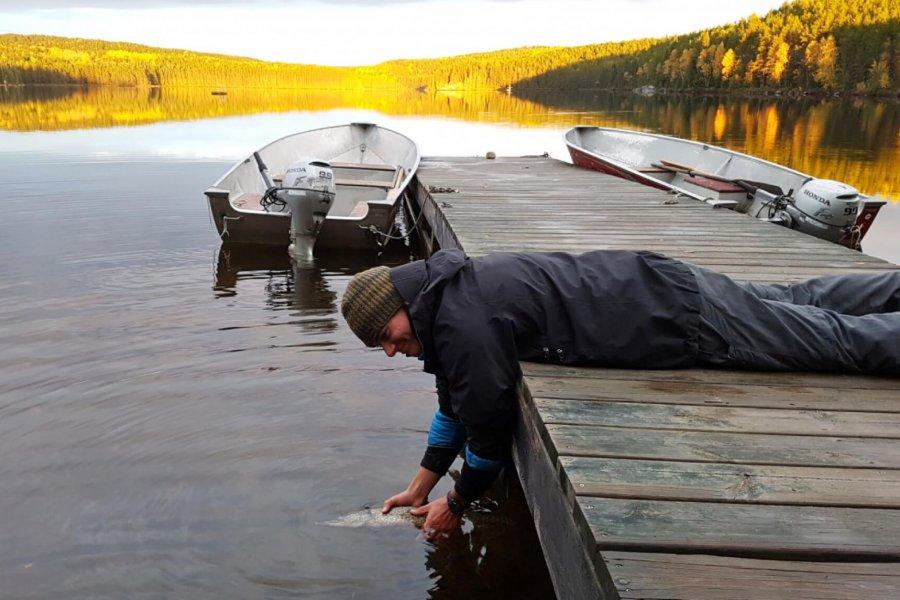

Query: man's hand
<box><xmin>410</xmin><ymin>495</ymin><xmax>462</xmax><ymax>540</ymax></box>
<box><xmin>382</xmin><ymin>467</ymin><xmax>441</xmax><ymax>514</ymax></box>
<box><xmin>382</xmin><ymin>489</ymin><xmax>427</xmax><ymax>514</ymax></box>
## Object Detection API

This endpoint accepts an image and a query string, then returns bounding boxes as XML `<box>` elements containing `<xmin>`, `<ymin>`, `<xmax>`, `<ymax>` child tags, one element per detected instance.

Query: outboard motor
<box><xmin>278</xmin><ymin>159</ymin><xmax>335</xmax><ymax>260</ymax></box>
<box><xmin>785</xmin><ymin>179</ymin><xmax>860</xmax><ymax>244</ymax></box>
<box><xmin>750</xmin><ymin>179</ymin><xmax>860</xmax><ymax>245</ymax></box>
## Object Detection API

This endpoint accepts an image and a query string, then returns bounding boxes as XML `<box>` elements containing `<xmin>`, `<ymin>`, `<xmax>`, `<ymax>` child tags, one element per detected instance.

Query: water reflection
<box><xmin>214</xmin><ymin>244</ymin><xmax>338</xmax><ymax>337</ymax></box>
<box><xmin>423</xmin><ymin>473</ymin><xmax>552</xmax><ymax>600</ymax></box>
<box><xmin>3</xmin><ymin>85</ymin><xmax>896</xmax><ymax>202</ymax></box>
<box><xmin>520</xmin><ymin>90</ymin><xmax>899</xmax><ymax>200</ymax></box>
<box><xmin>0</xmin><ymin>85</ymin><xmax>551</xmax><ymax>131</ymax></box>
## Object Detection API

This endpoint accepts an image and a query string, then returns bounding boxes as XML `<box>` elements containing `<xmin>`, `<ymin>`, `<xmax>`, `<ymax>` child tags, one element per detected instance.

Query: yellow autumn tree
<box><xmin>768</xmin><ymin>40</ymin><xmax>790</xmax><ymax>83</ymax></box>
<box><xmin>721</xmin><ymin>48</ymin><xmax>737</xmax><ymax>81</ymax></box>
<box><xmin>809</xmin><ymin>35</ymin><xmax>839</xmax><ymax>89</ymax></box>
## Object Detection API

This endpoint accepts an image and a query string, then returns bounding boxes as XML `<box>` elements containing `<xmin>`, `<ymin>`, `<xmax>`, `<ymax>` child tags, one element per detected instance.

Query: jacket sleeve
<box><xmin>432</xmin><ymin>297</ymin><xmax>519</xmax><ymax>502</ymax></box>
<box><xmin>419</xmin><ymin>375</ymin><xmax>466</xmax><ymax>476</ymax></box>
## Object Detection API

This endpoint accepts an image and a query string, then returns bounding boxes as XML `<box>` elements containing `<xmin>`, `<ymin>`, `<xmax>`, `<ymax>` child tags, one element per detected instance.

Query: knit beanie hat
<box><xmin>341</xmin><ymin>266</ymin><xmax>405</xmax><ymax>347</ymax></box>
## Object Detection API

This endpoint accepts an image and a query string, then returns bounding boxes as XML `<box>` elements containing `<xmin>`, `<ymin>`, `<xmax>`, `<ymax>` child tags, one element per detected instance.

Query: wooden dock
<box><xmin>410</xmin><ymin>156</ymin><xmax>900</xmax><ymax>600</ymax></box>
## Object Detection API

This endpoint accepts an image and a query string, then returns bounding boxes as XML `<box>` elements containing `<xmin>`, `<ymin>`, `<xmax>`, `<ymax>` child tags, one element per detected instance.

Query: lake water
<box><xmin>0</xmin><ymin>86</ymin><xmax>897</xmax><ymax>599</ymax></box>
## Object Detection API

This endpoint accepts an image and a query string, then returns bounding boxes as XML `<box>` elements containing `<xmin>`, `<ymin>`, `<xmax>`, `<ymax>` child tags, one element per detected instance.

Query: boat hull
<box><xmin>568</xmin><ymin>145</ymin><xmax>670</xmax><ymax>191</ymax></box>
<box><xmin>206</xmin><ymin>189</ymin><xmax>401</xmax><ymax>250</ymax></box>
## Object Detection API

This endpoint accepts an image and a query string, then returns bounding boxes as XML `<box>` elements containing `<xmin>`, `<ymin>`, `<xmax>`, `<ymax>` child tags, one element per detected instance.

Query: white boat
<box><xmin>565</xmin><ymin>126</ymin><xmax>885</xmax><ymax>249</ymax></box>
<box><xmin>205</xmin><ymin>123</ymin><xmax>420</xmax><ymax>256</ymax></box>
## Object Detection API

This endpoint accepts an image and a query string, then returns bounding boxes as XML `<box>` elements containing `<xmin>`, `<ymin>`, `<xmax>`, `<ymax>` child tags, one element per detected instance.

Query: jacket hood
<box><xmin>390</xmin><ymin>249</ymin><xmax>469</xmax><ymax>367</ymax></box>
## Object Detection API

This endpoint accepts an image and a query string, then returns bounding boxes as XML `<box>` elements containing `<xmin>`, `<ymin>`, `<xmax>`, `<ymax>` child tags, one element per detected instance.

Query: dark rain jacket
<box><xmin>389</xmin><ymin>249</ymin><xmax>701</xmax><ymax>499</ymax></box>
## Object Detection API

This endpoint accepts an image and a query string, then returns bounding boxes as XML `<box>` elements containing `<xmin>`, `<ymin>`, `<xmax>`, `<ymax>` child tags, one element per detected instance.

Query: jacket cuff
<box><xmin>454</xmin><ymin>461</ymin><xmax>501</xmax><ymax>502</ymax></box>
<box><xmin>420</xmin><ymin>446</ymin><xmax>458</xmax><ymax>476</ymax></box>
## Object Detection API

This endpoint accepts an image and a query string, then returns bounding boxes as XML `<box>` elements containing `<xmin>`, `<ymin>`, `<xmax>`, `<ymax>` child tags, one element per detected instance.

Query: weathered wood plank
<box><xmin>548</xmin><ymin>423</ymin><xmax>900</xmax><ymax>468</ymax></box>
<box><xmin>562</xmin><ymin>457</ymin><xmax>900</xmax><ymax>508</ymax></box>
<box><xmin>525</xmin><ymin>376</ymin><xmax>900</xmax><ymax>412</ymax></box>
<box><xmin>579</xmin><ymin>497</ymin><xmax>900</xmax><ymax>558</ymax></box>
<box><xmin>604</xmin><ymin>552</ymin><xmax>900</xmax><ymax>600</ymax></box>
<box><xmin>521</xmin><ymin>362</ymin><xmax>900</xmax><ymax>391</ymax></box>
<box><xmin>535</xmin><ymin>397</ymin><xmax>900</xmax><ymax>437</ymax></box>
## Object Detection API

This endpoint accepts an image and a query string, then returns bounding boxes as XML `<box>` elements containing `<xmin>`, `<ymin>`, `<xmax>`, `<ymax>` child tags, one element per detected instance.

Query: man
<box><xmin>340</xmin><ymin>249</ymin><xmax>899</xmax><ymax>538</ymax></box>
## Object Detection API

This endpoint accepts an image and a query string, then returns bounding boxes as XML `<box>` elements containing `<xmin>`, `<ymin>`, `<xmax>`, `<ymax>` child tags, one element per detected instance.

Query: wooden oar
<box><xmin>656</xmin><ymin>160</ymin><xmax>735</xmax><ymax>183</ymax></box>
<box><xmin>654</xmin><ymin>160</ymin><xmax>785</xmax><ymax>196</ymax></box>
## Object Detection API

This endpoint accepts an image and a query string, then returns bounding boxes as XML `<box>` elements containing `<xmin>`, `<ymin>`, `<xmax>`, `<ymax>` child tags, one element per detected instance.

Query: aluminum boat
<box><xmin>205</xmin><ymin>123</ymin><xmax>420</xmax><ymax>255</ymax></box>
<box><xmin>566</xmin><ymin>126</ymin><xmax>884</xmax><ymax>249</ymax></box>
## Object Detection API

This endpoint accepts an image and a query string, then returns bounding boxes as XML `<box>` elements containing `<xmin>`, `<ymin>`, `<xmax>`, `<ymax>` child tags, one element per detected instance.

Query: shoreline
<box><xmin>2</xmin><ymin>82</ymin><xmax>898</xmax><ymax>101</ymax></box>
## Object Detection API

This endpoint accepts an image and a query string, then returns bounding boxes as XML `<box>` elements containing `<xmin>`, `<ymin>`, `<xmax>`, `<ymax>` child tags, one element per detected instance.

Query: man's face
<box><xmin>379</xmin><ymin>308</ymin><xmax>422</xmax><ymax>358</ymax></box>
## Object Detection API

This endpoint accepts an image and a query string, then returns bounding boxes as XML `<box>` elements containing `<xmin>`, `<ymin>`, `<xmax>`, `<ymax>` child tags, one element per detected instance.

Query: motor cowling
<box><xmin>279</xmin><ymin>159</ymin><xmax>336</xmax><ymax>259</ymax></box>
<box><xmin>785</xmin><ymin>179</ymin><xmax>860</xmax><ymax>243</ymax></box>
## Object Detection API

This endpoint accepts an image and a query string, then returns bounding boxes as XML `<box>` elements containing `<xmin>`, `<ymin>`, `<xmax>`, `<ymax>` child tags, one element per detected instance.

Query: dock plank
<box><xmin>521</xmin><ymin>362</ymin><xmax>900</xmax><ymax>391</ymax></box>
<box><xmin>414</xmin><ymin>156</ymin><xmax>900</xmax><ymax>599</ymax></box>
<box><xmin>579</xmin><ymin>497</ymin><xmax>900</xmax><ymax>558</ymax></box>
<box><xmin>525</xmin><ymin>375</ymin><xmax>900</xmax><ymax>412</ymax></box>
<box><xmin>535</xmin><ymin>397</ymin><xmax>900</xmax><ymax>437</ymax></box>
<box><xmin>549</xmin><ymin>423</ymin><xmax>900</xmax><ymax>468</ymax></box>
<box><xmin>562</xmin><ymin>457</ymin><xmax>900</xmax><ymax>508</ymax></box>
<box><xmin>604</xmin><ymin>552</ymin><xmax>900</xmax><ymax>600</ymax></box>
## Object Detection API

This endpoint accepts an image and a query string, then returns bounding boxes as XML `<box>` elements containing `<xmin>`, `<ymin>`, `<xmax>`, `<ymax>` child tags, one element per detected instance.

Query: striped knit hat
<box><xmin>341</xmin><ymin>266</ymin><xmax>405</xmax><ymax>347</ymax></box>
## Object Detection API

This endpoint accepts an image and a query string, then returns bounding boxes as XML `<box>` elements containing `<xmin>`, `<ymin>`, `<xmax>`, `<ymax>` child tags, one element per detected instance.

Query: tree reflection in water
<box><xmin>2</xmin><ymin>85</ymin><xmax>895</xmax><ymax>201</ymax></box>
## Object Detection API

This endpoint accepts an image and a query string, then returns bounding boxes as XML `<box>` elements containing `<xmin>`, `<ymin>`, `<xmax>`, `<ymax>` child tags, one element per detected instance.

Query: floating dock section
<box><xmin>411</xmin><ymin>156</ymin><xmax>900</xmax><ymax>600</ymax></box>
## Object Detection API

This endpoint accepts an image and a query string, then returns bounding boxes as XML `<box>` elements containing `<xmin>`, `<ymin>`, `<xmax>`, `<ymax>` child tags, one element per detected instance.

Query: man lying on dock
<box><xmin>340</xmin><ymin>249</ymin><xmax>899</xmax><ymax>539</ymax></box>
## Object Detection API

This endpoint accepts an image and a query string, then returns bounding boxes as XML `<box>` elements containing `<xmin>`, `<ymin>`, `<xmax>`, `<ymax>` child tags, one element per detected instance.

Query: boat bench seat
<box><xmin>684</xmin><ymin>175</ymin><xmax>745</xmax><ymax>194</ymax></box>
<box><xmin>335</xmin><ymin>179</ymin><xmax>394</xmax><ymax>189</ymax></box>
<box><xmin>330</xmin><ymin>162</ymin><xmax>396</xmax><ymax>172</ymax></box>
<box><xmin>349</xmin><ymin>201</ymin><xmax>369</xmax><ymax>218</ymax></box>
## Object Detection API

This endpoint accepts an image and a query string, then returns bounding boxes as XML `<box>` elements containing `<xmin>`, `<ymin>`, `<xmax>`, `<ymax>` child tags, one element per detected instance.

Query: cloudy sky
<box><xmin>0</xmin><ymin>0</ymin><xmax>785</xmax><ymax>66</ymax></box>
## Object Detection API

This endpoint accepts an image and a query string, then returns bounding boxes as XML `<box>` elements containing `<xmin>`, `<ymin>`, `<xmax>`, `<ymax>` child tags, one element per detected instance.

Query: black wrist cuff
<box><xmin>420</xmin><ymin>446</ymin><xmax>458</xmax><ymax>476</ymax></box>
<box><xmin>446</xmin><ymin>490</ymin><xmax>467</xmax><ymax>516</ymax></box>
<box><xmin>454</xmin><ymin>461</ymin><xmax>501</xmax><ymax>502</ymax></box>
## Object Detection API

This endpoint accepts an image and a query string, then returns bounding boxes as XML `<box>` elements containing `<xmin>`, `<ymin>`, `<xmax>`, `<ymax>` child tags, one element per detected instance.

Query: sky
<box><xmin>0</xmin><ymin>0</ymin><xmax>787</xmax><ymax>66</ymax></box>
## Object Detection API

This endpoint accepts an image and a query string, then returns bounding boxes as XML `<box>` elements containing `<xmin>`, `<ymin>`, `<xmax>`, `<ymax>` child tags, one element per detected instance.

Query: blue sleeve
<box><xmin>419</xmin><ymin>385</ymin><xmax>466</xmax><ymax>475</ymax></box>
<box><xmin>427</xmin><ymin>408</ymin><xmax>466</xmax><ymax>449</ymax></box>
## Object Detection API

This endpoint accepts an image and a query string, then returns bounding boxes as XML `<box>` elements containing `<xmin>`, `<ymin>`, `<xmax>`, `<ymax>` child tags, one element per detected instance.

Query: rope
<box><xmin>847</xmin><ymin>224</ymin><xmax>863</xmax><ymax>250</ymax></box>
<box><xmin>359</xmin><ymin>199</ymin><xmax>426</xmax><ymax>244</ymax></box>
<box><xmin>221</xmin><ymin>215</ymin><xmax>242</xmax><ymax>239</ymax></box>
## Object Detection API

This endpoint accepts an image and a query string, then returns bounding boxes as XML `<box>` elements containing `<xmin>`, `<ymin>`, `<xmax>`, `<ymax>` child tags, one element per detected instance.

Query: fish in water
<box><xmin>320</xmin><ymin>507</ymin><xmax>426</xmax><ymax>529</ymax></box>
<box><xmin>320</xmin><ymin>506</ymin><xmax>514</xmax><ymax>529</ymax></box>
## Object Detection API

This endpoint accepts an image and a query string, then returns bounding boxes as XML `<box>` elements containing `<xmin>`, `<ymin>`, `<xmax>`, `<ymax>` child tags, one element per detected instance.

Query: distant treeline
<box><xmin>0</xmin><ymin>34</ymin><xmax>658</xmax><ymax>91</ymax></box>
<box><xmin>519</xmin><ymin>0</ymin><xmax>899</xmax><ymax>94</ymax></box>
<box><xmin>0</xmin><ymin>0</ymin><xmax>896</xmax><ymax>93</ymax></box>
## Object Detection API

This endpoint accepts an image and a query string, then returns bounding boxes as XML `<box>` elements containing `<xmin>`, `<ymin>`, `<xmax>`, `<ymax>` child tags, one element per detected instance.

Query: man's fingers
<box><xmin>382</xmin><ymin>496</ymin><xmax>399</xmax><ymax>514</ymax></box>
<box><xmin>409</xmin><ymin>504</ymin><xmax>430</xmax><ymax>517</ymax></box>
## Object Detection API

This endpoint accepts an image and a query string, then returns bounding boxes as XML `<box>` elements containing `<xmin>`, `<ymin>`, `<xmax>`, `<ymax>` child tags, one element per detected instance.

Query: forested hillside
<box><xmin>519</xmin><ymin>0</ymin><xmax>898</xmax><ymax>93</ymax></box>
<box><xmin>0</xmin><ymin>0</ymin><xmax>896</xmax><ymax>93</ymax></box>
<box><xmin>0</xmin><ymin>34</ymin><xmax>658</xmax><ymax>91</ymax></box>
